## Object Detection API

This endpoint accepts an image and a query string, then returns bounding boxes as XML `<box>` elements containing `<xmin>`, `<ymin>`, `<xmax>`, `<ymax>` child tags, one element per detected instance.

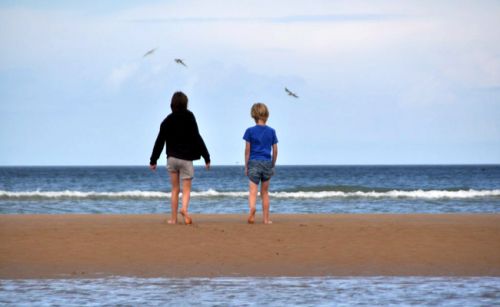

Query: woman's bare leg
<box><xmin>180</xmin><ymin>179</ymin><xmax>193</xmax><ymax>224</ymax></box>
<box><xmin>169</xmin><ymin>172</ymin><xmax>180</xmax><ymax>224</ymax></box>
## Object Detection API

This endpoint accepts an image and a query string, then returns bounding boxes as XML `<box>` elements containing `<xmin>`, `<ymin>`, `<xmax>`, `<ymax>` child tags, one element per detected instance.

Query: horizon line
<box><xmin>1</xmin><ymin>163</ymin><xmax>499</xmax><ymax>167</ymax></box>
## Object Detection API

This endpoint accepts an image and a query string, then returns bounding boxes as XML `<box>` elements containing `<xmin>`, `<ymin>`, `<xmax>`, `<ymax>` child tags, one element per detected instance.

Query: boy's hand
<box><xmin>205</xmin><ymin>162</ymin><xmax>211</xmax><ymax>170</ymax></box>
<box><xmin>245</xmin><ymin>167</ymin><xmax>248</xmax><ymax>176</ymax></box>
<box><xmin>149</xmin><ymin>164</ymin><xmax>157</xmax><ymax>171</ymax></box>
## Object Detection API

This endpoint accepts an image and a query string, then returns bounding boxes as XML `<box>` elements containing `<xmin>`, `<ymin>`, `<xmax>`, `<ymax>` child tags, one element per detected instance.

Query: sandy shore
<box><xmin>1</xmin><ymin>214</ymin><xmax>499</xmax><ymax>278</ymax></box>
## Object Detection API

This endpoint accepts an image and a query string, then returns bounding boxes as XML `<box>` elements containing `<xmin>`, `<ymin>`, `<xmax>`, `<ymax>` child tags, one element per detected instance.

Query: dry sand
<box><xmin>1</xmin><ymin>214</ymin><xmax>499</xmax><ymax>278</ymax></box>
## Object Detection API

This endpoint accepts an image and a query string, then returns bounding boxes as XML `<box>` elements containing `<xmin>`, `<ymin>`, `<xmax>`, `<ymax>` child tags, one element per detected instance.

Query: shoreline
<box><xmin>1</xmin><ymin>214</ymin><xmax>499</xmax><ymax>279</ymax></box>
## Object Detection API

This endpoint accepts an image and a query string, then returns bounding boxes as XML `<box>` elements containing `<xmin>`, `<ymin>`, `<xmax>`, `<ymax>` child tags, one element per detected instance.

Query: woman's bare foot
<box><xmin>180</xmin><ymin>209</ymin><xmax>192</xmax><ymax>225</ymax></box>
<box><xmin>247</xmin><ymin>207</ymin><xmax>256</xmax><ymax>224</ymax></box>
<box><xmin>167</xmin><ymin>219</ymin><xmax>177</xmax><ymax>224</ymax></box>
<box><xmin>264</xmin><ymin>220</ymin><xmax>273</xmax><ymax>224</ymax></box>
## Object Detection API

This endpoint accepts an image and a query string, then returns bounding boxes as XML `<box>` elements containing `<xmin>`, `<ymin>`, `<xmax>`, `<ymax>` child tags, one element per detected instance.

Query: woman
<box><xmin>149</xmin><ymin>91</ymin><xmax>210</xmax><ymax>224</ymax></box>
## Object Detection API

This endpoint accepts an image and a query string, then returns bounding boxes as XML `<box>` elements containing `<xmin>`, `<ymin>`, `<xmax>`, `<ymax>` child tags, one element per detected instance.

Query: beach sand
<box><xmin>1</xmin><ymin>214</ymin><xmax>499</xmax><ymax>278</ymax></box>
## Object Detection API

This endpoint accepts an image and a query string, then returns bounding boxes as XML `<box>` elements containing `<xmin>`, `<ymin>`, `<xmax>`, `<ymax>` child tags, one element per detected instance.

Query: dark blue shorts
<box><xmin>248</xmin><ymin>160</ymin><xmax>274</xmax><ymax>184</ymax></box>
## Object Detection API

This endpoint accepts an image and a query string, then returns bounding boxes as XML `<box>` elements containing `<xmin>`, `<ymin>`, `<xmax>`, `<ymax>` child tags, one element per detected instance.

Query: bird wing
<box><xmin>285</xmin><ymin>87</ymin><xmax>299</xmax><ymax>97</ymax></box>
<box><xmin>143</xmin><ymin>48</ymin><xmax>156</xmax><ymax>57</ymax></box>
<box><xmin>174</xmin><ymin>59</ymin><xmax>187</xmax><ymax>67</ymax></box>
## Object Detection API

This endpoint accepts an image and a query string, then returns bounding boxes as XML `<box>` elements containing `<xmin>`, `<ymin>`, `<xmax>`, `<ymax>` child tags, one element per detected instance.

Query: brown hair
<box><xmin>251</xmin><ymin>103</ymin><xmax>269</xmax><ymax>123</ymax></box>
<box><xmin>170</xmin><ymin>91</ymin><xmax>188</xmax><ymax>112</ymax></box>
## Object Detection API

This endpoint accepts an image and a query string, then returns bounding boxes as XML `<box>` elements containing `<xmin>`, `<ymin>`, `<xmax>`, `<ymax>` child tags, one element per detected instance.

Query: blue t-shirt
<box><xmin>243</xmin><ymin>125</ymin><xmax>278</xmax><ymax>161</ymax></box>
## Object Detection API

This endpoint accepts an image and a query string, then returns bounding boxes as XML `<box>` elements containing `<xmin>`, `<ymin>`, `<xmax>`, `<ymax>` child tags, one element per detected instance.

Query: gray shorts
<box><xmin>248</xmin><ymin>160</ymin><xmax>274</xmax><ymax>184</ymax></box>
<box><xmin>167</xmin><ymin>157</ymin><xmax>194</xmax><ymax>180</ymax></box>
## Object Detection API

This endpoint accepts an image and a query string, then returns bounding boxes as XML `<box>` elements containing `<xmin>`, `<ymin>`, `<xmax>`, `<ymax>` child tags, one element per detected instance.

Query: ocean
<box><xmin>1</xmin><ymin>277</ymin><xmax>499</xmax><ymax>306</ymax></box>
<box><xmin>1</xmin><ymin>165</ymin><xmax>499</xmax><ymax>306</ymax></box>
<box><xmin>1</xmin><ymin>165</ymin><xmax>499</xmax><ymax>214</ymax></box>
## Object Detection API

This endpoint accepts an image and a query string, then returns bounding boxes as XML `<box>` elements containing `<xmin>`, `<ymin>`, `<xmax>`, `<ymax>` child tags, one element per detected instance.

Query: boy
<box><xmin>243</xmin><ymin>103</ymin><xmax>278</xmax><ymax>224</ymax></box>
<box><xmin>150</xmin><ymin>91</ymin><xmax>210</xmax><ymax>225</ymax></box>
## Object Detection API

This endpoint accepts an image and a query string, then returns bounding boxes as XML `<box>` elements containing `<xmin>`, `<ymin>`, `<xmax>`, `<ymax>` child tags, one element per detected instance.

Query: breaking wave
<box><xmin>1</xmin><ymin>189</ymin><xmax>500</xmax><ymax>200</ymax></box>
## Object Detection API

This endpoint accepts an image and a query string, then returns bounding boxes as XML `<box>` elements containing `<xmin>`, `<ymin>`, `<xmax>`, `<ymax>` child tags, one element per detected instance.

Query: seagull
<box><xmin>174</xmin><ymin>59</ymin><xmax>188</xmax><ymax>67</ymax></box>
<box><xmin>143</xmin><ymin>48</ymin><xmax>157</xmax><ymax>58</ymax></box>
<box><xmin>285</xmin><ymin>87</ymin><xmax>299</xmax><ymax>98</ymax></box>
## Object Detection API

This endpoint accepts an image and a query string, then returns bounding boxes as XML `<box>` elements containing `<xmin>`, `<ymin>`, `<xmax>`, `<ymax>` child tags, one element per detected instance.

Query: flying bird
<box><xmin>174</xmin><ymin>59</ymin><xmax>188</xmax><ymax>67</ymax></box>
<box><xmin>143</xmin><ymin>48</ymin><xmax>157</xmax><ymax>58</ymax></box>
<box><xmin>285</xmin><ymin>87</ymin><xmax>299</xmax><ymax>98</ymax></box>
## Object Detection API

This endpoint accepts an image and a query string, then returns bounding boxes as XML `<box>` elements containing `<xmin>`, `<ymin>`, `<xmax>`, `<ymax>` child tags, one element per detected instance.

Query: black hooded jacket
<box><xmin>150</xmin><ymin>110</ymin><xmax>210</xmax><ymax>165</ymax></box>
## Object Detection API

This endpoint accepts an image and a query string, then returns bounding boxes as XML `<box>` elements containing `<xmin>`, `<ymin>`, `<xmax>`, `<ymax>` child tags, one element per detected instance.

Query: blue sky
<box><xmin>0</xmin><ymin>0</ymin><xmax>499</xmax><ymax>165</ymax></box>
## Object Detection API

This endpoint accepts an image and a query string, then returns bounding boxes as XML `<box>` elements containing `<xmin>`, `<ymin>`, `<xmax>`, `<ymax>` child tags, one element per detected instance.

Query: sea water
<box><xmin>2</xmin><ymin>165</ymin><xmax>500</xmax><ymax>306</ymax></box>
<box><xmin>1</xmin><ymin>165</ymin><xmax>499</xmax><ymax>214</ymax></box>
<box><xmin>1</xmin><ymin>277</ymin><xmax>499</xmax><ymax>306</ymax></box>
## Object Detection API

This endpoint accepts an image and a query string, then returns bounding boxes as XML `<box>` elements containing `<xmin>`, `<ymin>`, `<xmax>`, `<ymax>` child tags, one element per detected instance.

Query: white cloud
<box><xmin>3</xmin><ymin>1</ymin><xmax>498</xmax><ymax>89</ymax></box>
<box><xmin>107</xmin><ymin>62</ymin><xmax>140</xmax><ymax>89</ymax></box>
<box><xmin>399</xmin><ymin>73</ymin><xmax>457</xmax><ymax>106</ymax></box>
<box><xmin>439</xmin><ymin>50</ymin><xmax>500</xmax><ymax>88</ymax></box>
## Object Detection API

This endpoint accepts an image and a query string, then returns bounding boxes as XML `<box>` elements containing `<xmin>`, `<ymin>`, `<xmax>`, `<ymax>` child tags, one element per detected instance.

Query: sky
<box><xmin>0</xmin><ymin>0</ymin><xmax>499</xmax><ymax>165</ymax></box>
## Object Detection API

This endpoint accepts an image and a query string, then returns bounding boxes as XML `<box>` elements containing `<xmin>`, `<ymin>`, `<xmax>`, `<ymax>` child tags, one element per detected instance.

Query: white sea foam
<box><xmin>0</xmin><ymin>190</ymin><xmax>170</xmax><ymax>199</ymax></box>
<box><xmin>1</xmin><ymin>189</ymin><xmax>499</xmax><ymax>200</ymax></box>
<box><xmin>272</xmin><ymin>189</ymin><xmax>500</xmax><ymax>199</ymax></box>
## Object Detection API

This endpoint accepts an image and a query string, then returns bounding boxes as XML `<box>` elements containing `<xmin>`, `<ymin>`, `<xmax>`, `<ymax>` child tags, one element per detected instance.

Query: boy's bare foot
<box><xmin>247</xmin><ymin>207</ymin><xmax>256</xmax><ymax>224</ymax></box>
<box><xmin>167</xmin><ymin>219</ymin><xmax>177</xmax><ymax>224</ymax></box>
<box><xmin>264</xmin><ymin>220</ymin><xmax>273</xmax><ymax>224</ymax></box>
<box><xmin>180</xmin><ymin>209</ymin><xmax>192</xmax><ymax>225</ymax></box>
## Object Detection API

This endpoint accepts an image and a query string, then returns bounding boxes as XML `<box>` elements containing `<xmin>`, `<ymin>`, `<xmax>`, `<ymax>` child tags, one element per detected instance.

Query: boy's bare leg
<box><xmin>248</xmin><ymin>181</ymin><xmax>258</xmax><ymax>224</ymax></box>
<box><xmin>180</xmin><ymin>179</ymin><xmax>193</xmax><ymax>225</ymax></box>
<box><xmin>169</xmin><ymin>172</ymin><xmax>180</xmax><ymax>224</ymax></box>
<box><xmin>261</xmin><ymin>180</ymin><xmax>272</xmax><ymax>224</ymax></box>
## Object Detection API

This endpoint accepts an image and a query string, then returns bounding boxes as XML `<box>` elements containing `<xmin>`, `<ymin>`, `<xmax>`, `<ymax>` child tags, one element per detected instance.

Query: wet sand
<box><xmin>1</xmin><ymin>214</ymin><xmax>499</xmax><ymax>278</ymax></box>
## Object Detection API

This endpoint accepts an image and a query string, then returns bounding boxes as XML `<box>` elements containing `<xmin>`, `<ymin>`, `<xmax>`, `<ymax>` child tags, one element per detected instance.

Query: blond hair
<box><xmin>250</xmin><ymin>103</ymin><xmax>269</xmax><ymax>123</ymax></box>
